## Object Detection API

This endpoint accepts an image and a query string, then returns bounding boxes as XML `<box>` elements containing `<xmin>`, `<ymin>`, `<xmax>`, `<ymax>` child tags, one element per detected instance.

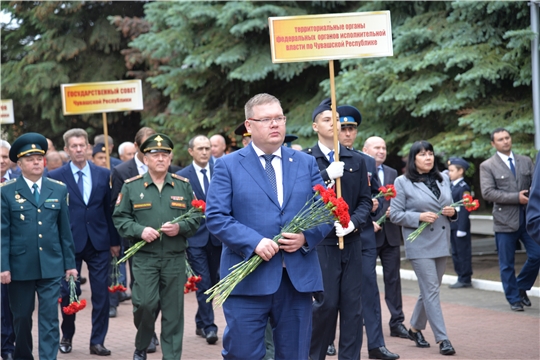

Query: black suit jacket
<box><xmin>304</xmin><ymin>144</ymin><xmax>372</xmax><ymax>245</ymax></box>
<box><xmin>373</xmin><ymin>164</ymin><xmax>402</xmax><ymax>248</ymax></box>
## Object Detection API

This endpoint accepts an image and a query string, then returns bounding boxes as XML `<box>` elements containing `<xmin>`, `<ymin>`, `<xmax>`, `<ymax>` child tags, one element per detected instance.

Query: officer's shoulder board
<box><xmin>171</xmin><ymin>173</ymin><xmax>189</xmax><ymax>183</ymax></box>
<box><xmin>125</xmin><ymin>174</ymin><xmax>143</xmax><ymax>183</ymax></box>
<box><xmin>0</xmin><ymin>178</ymin><xmax>16</xmax><ymax>187</ymax></box>
<box><xmin>46</xmin><ymin>178</ymin><xmax>66</xmax><ymax>186</ymax></box>
<box><xmin>459</xmin><ymin>180</ymin><xmax>468</xmax><ymax>188</ymax></box>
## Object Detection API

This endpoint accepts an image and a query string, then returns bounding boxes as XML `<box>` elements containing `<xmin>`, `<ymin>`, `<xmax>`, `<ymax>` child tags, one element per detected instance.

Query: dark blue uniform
<box><xmin>450</xmin><ymin>179</ymin><xmax>473</xmax><ymax>284</ymax></box>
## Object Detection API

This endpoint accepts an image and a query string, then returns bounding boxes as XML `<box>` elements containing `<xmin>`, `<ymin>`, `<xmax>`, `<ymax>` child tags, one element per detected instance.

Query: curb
<box><xmin>375</xmin><ymin>265</ymin><xmax>540</xmax><ymax>298</ymax></box>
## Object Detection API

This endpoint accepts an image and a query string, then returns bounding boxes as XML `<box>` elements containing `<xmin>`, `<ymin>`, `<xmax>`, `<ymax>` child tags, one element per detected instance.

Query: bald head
<box><xmin>46</xmin><ymin>151</ymin><xmax>64</xmax><ymax>171</ymax></box>
<box><xmin>362</xmin><ymin>136</ymin><xmax>387</xmax><ymax>167</ymax></box>
<box><xmin>210</xmin><ymin>134</ymin><xmax>227</xmax><ymax>158</ymax></box>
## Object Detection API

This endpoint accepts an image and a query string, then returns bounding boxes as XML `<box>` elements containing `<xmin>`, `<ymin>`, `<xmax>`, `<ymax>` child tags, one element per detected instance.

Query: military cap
<box><xmin>337</xmin><ymin>105</ymin><xmax>362</xmax><ymax>127</ymax></box>
<box><xmin>92</xmin><ymin>143</ymin><xmax>106</xmax><ymax>156</ymax></box>
<box><xmin>234</xmin><ymin>122</ymin><xmax>251</xmax><ymax>137</ymax></box>
<box><xmin>283</xmin><ymin>134</ymin><xmax>298</xmax><ymax>147</ymax></box>
<box><xmin>312</xmin><ymin>98</ymin><xmax>332</xmax><ymax>122</ymax></box>
<box><xmin>447</xmin><ymin>157</ymin><xmax>469</xmax><ymax>170</ymax></box>
<box><xmin>140</xmin><ymin>133</ymin><xmax>173</xmax><ymax>154</ymax></box>
<box><xmin>9</xmin><ymin>132</ymin><xmax>48</xmax><ymax>162</ymax></box>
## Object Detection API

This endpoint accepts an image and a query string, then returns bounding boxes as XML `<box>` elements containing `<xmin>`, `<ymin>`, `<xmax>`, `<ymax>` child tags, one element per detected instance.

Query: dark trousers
<box><xmin>310</xmin><ymin>242</ymin><xmax>363</xmax><ymax>360</ymax></box>
<box><xmin>361</xmin><ymin>246</ymin><xmax>385</xmax><ymax>350</ymax></box>
<box><xmin>9</xmin><ymin>277</ymin><xmax>61</xmax><ymax>360</ymax></box>
<box><xmin>1</xmin><ymin>284</ymin><xmax>15</xmax><ymax>356</ymax></box>
<box><xmin>495</xmin><ymin>222</ymin><xmax>540</xmax><ymax>304</ymax></box>
<box><xmin>377</xmin><ymin>241</ymin><xmax>405</xmax><ymax>328</ymax></box>
<box><xmin>222</xmin><ymin>269</ymin><xmax>312</xmax><ymax>360</ymax></box>
<box><xmin>186</xmin><ymin>241</ymin><xmax>221</xmax><ymax>333</ymax></box>
<box><xmin>450</xmin><ymin>230</ymin><xmax>473</xmax><ymax>284</ymax></box>
<box><xmin>61</xmin><ymin>240</ymin><xmax>110</xmax><ymax>346</ymax></box>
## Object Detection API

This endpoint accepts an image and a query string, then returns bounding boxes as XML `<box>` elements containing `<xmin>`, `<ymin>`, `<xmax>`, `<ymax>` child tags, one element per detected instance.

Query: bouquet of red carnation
<box><xmin>62</xmin><ymin>275</ymin><xmax>87</xmax><ymax>315</ymax></box>
<box><xmin>108</xmin><ymin>257</ymin><xmax>127</xmax><ymax>293</ymax></box>
<box><xmin>373</xmin><ymin>184</ymin><xmax>397</xmax><ymax>200</ymax></box>
<box><xmin>118</xmin><ymin>199</ymin><xmax>206</xmax><ymax>264</ymax></box>
<box><xmin>407</xmin><ymin>194</ymin><xmax>480</xmax><ymax>242</ymax></box>
<box><xmin>184</xmin><ymin>258</ymin><xmax>202</xmax><ymax>294</ymax></box>
<box><xmin>205</xmin><ymin>184</ymin><xmax>350</xmax><ymax>307</ymax></box>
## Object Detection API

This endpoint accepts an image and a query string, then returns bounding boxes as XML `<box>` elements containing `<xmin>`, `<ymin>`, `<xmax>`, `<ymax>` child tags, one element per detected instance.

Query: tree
<box><xmin>1</xmin><ymin>1</ymin><xmax>146</xmax><ymax>149</ymax></box>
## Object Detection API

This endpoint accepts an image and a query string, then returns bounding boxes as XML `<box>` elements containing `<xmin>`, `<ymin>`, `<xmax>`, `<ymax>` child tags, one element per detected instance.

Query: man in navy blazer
<box><xmin>177</xmin><ymin>135</ymin><xmax>221</xmax><ymax>345</ymax></box>
<box><xmin>48</xmin><ymin>129</ymin><xmax>120</xmax><ymax>356</ymax></box>
<box><xmin>206</xmin><ymin>93</ymin><xmax>332</xmax><ymax>360</ymax></box>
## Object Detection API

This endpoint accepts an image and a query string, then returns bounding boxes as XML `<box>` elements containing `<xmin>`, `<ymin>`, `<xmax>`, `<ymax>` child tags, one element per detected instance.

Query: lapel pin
<box><xmin>140</xmin><ymin>193</ymin><xmax>144</xmax><ymax>199</ymax></box>
<box><xmin>289</xmin><ymin>158</ymin><xmax>293</xmax><ymax>162</ymax></box>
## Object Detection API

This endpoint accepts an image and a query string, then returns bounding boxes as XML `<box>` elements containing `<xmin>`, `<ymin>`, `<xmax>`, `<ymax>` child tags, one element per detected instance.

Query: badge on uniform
<box><xmin>20</xmin><ymin>214</ymin><xmax>25</xmax><ymax>221</ymax></box>
<box><xmin>45</xmin><ymin>199</ymin><xmax>59</xmax><ymax>202</ymax></box>
<box><xmin>140</xmin><ymin>193</ymin><xmax>144</xmax><ymax>199</ymax></box>
<box><xmin>170</xmin><ymin>196</ymin><xmax>184</xmax><ymax>201</ymax></box>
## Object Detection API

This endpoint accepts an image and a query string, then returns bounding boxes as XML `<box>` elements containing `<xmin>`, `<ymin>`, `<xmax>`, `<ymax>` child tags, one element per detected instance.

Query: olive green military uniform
<box><xmin>113</xmin><ymin>167</ymin><xmax>199</xmax><ymax>359</ymax></box>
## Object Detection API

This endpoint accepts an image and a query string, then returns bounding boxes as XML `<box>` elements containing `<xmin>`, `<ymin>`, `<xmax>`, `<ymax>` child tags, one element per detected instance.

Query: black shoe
<box><xmin>196</xmin><ymin>328</ymin><xmax>206</xmax><ymax>337</ymax></box>
<box><xmin>408</xmin><ymin>329</ymin><xmax>430</xmax><ymax>348</ymax></box>
<box><xmin>206</xmin><ymin>330</ymin><xmax>218</xmax><ymax>345</ymax></box>
<box><xmin>439</xmin><ymin>339</ymin><xmax>456</xmax><ymax>355</ymax></box>
<box><xmin>80</xmin><ymin>276</ymin><xmax>87</xmax><ymax>285</ymax></box>
<box><xmin>133</xmin><ymin>349</ymin><xmax>147</xmax><ymax>360</ymax></box>
<box><xmin>147</xmin><ymin>333</ymin><xmax>158</xmax><ymax>353</ymax></box>
<box><xmin>119</xmin><ymin>291</ymin><xmax>132</xmax><ymax>303</ymax></box>
<box><xmin>510</xmin><ymin>302</ymin><xmax>524</xmax><ymax>311</ymax></box>
<box><xmin>519</xmin><ymin>289</ymin><xmax>531</xmax><ymax>307</ymax></box>
<box><xmin>326</xmin><ymin>343</ymin><xmax>336</xmax><ymax>356</ymax></box>
<box><xmin>59</xmin><ymin>338</ymin><xmax>72</xmax><ymax>354</ymax></box>
<box><xmin>390</xmin><ymin>323</ymin><xmax>409</xmax><ymax>338</ymax></box>
<box><xmin>368</xmin><ymin>346</ymin><xmax>400</xmax><ymax>360</ymax></box>
<box><xmin>89</xmin><ymin>344</ymin><xmax>111</xmax><ymax>356</ymax></box>
<box><xmin>449</xmin><ymin>281</ymin><xmax>472</xmax><ymax>289</ymax></box>
<box><xmin>1</xmin><ymin>353</ymin><xmax>14</xmax><ymax>360</ymax></box>
<box><xmin>109</xmin><ymin>306</ymin><xmax>117</xmax><ymax>318</ymax></box>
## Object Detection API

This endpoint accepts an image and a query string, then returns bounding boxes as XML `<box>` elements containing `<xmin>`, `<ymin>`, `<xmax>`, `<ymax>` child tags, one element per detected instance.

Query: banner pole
<box><xmin>102</xmin><ymin>112</ymin><xmax>111</xmax><ymax>170</ymax></box>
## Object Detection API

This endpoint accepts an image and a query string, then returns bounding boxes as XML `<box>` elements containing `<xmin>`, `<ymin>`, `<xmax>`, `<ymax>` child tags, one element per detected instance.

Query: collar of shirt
<box><xmin>251</xmin><ymin>142</ymin><xmax>282</xmax><ymax>160</ymax></box>
<box><xmin>1</xmin><ymin>172</ymin><xmax>9</xmax><ymax>182</ymax></box>
<box><xmin>134</xmin><ymin>153</ymin><xmax>147</xmax><ymax>174</ymax></box>
<box><xmin>22</xmin><ymin>176</ymin><xmax>42</xmax><ymax>193</ymax></box>
<box><xmin>69</xmin><ymin>161</ymin><xmax>90</xmax><ymax>178</ymax></box>
<box><xmin>192</xmin><ymin>161</ymin><xmax>210</xmax><ymax>174</ymax></box>
<box><xmin>496</xmin><ymin>151</ymin><xmax>515</xmax><ymax>169</ymax></box>
<box><xmin>317</xmin><ymin>141</ymin><xmax>340</xmax><ymax>161</ymax></box>
<box><xmin>452</xmin><ymin>177</ymin><xmax>463</xmax><ymax>187</ymax></box>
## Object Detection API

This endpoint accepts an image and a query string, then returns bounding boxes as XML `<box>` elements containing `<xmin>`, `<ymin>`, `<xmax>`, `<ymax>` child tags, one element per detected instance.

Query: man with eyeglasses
<box><xmin>206</xmin><ymin>93</ymin><xmax>333</xmax><ymax>360</ymax></box>
<box><xmin>113</xmin><ymin>134</ymin><xmax>200</xmax><ymax>360</ymax></box>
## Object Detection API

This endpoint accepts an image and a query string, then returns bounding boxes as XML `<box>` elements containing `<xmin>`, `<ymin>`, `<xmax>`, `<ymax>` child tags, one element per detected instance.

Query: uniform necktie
<box><xmin>77</xmin><ymin>170</ymin><xmax>84</xmax><ymax>199</ymax></box>
<box><xmin>328</xmin><ymin>150</ymin><xmax>334</xmax><ymax>163</ymax></box>
<box><xmin>508</xmin><ymin>157</ymin><xmax>516</xmax><ymax>177</ymax></box>
<box><xmin>32</xmin><ymin>183</ymin><xmax>39</xmax><ymax>203</ymax></box>
<box><xmin>262</xmin><ymin>154</ymin><xmax>277</xmax><ymax>195</ymax></box>
<box><xmin>200</xmin><ymin>168</ymin><xmax>209</xmax><ymax>195</ymax></box>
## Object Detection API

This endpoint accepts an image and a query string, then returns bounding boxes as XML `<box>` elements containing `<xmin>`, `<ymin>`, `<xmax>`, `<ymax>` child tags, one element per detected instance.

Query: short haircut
<box><xmin>490</xmin><ymin>127</ymin><xmax>510</xmax><ymax>141</ymax></box>
<box><xmin>63</xmin><ymin>129</ymin><xmax>89</xmax><ymax>148</ymax></box>
<box><xmin>244</xmin><ymin>93</ymin><xmax>280</xmax><ymax>119</ymax></box>
<box><xmin>134</xmin><ymin>127</ymin><xmax>156</xmax><ymax>146</ymax></box>
<box><xmin>45</xmin><ymin>151</ymin><xmax>62</xmax><ymax>162</ymax></box>
<box><xmin>94</xmin><ymin>134</ymin><xmax>113</xmax><ymax>146</ymax></box>
<box><xmin>118</xmin><ymin>141</ymin><xmax>134</xmax><ymax>156</ymax></box>
<box><xmin>0</xmin><ymin>140</ymin><xmax>10</xmax><ymax>150</ymax></box>
<box><xmin>188</xmin><ymin>135</ymin><xmax>210</xmax><ymax>149</ymax></box>
<box><xmin>404</xmin><ymin>140</ymin><xmax>442</xmax><ymax>183</ymax></box>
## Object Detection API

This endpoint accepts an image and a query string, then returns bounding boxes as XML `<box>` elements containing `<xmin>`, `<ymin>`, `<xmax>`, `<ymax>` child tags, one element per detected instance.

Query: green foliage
<box><xmin>1</xmin><ymin>1</ymin><xmax>146</xmax><ymax>148</ymax></box>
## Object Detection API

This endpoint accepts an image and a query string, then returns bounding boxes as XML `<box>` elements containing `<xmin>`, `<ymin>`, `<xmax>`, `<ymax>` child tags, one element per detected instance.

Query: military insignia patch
<box><xmin>170</xmin><ymin>196</ymin><xmax>184</xmax><ymax>201</ymax></box>
<box><xmin>133</xmin><ymin>202</ymin><xmax>152</xmax><ymax>210</ymax></box>
<box><xmin>171</xmin><ymin>201</ymin><xmax>186</xmax><ymax>209</ymax></box>
<box><xmin>116</xmin><ymin>193</ymin><xmax>123</xmax><ymax>206</ymax></box>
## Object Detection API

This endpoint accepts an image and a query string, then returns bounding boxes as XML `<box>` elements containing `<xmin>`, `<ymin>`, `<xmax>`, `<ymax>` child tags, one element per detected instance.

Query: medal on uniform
<box><xmin>15</xmin><ymin>194</ymin><xmax>20</xmax><ymax>200</ymax></box>
<box><xmin>20</xmin><ymin>214</ymin><xmax>25</xmax><ymax>220</ymax></box>
<box><xmin>140</xmin><ymin>193</ymin><xmax>144</xmax><ymax>199</ymax></box>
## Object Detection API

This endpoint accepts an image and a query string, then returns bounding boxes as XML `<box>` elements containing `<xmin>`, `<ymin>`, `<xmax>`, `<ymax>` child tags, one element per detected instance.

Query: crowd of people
<box><xmin>1</xmin><ymin>93</ymin><xmax>539</xmax><ymax>360</ymax></box>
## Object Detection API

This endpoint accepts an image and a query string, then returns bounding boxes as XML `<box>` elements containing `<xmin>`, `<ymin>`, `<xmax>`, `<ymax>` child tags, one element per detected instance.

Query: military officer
<box><xmin>112</xmin><ymin>134</ymin><xmax>200</xmax><ymax>360</ymax></box>
<box><xmin>1</xmin><ymin>133</ymin><xmax>77</xmax><ymax>360</ymax></box>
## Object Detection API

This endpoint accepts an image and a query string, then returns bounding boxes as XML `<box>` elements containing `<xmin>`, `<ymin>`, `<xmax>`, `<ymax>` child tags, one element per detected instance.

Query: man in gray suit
<box><xmin>479</xmin><ymin>128</ymin><xmax>540</xmax><ymax>311</ymax></box>
<box><xmin>363</xmin><ymin>136</ymin><xmax>409</xmax><ymax>340</ymax></box>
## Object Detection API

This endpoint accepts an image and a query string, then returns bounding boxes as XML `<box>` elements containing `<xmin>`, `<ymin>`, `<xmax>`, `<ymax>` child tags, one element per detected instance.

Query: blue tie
<box><xmin>77</xmin><ymin>171</ymin><xmax>84</xmax><ymax>200</ymax></box>
<box><xmin>328</xmin><ymin>150</ymin><xmax>334</xmax><ymax>163</ymax></box>
<box><xmin>200</xmin><ymin>168</ymin><xmax>209</xmax><ymax>195</ymax></box>
<box><xmin>32</xmin><ymin>183</ymin><xmax>39</xmax><ymax>203</ymax></box>
<box><xmin>262</xmin><ymin>155</ymin><xmax>277</xmax><ymax>195</ymax></box>
<box><xmin>508</xmin><ymin>158</ymin><xmax>516</xmax><ymax>177</ymax></box>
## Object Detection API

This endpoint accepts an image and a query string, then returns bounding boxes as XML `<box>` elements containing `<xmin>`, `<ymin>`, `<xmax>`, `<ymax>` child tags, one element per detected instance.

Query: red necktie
<box><xmin>1</xmin><ymin>177</ymin><xmax>6</xmax><ymax>183</ymax></box>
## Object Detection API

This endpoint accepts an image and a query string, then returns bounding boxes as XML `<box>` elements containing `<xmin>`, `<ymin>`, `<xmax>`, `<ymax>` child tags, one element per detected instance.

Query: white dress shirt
<box><xmin>192</xmin><ymin>161</ymin><xmax>211</xmax><ymax>194</ymax></box>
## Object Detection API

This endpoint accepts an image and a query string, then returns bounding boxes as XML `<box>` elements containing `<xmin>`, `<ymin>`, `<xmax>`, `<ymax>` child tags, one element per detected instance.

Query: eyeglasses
<box><xmin>247</xmin><ymin>116</ymin><xmax>287</xmax><ymax>125</ymax></box>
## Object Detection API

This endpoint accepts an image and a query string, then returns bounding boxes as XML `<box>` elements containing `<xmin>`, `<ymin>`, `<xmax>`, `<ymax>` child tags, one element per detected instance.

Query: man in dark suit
<box><xmin>206</xmin><ymin>93</ymin><xmax>333</xmax><ymax>360</ymax></box>
<box><xmin>48</xmin><ymin>129</ymin><xmax>120</xmax><ymax>356</ymax></box>
<box><xmin>480</xmin><ymin>128</ymin><xmax>540</xmax><ymax>311</ymax></box>
<box><xmin>526</xmin><ymin>152</ymin><xmax>540</xmax><ymax>245</ymax></box>
<box><xmin>363</xmin><ymin>136</ymin><xmax>409</xmax><ymax>340</ymax></box>
<box><xmin>1</xmin><ymin>133</ymin><xmax>77</xmax><ymax>360</ymax></box>
<box><xmin>177</xmin><ymin>135</ymin><xmax>221</xmax><ymax>345</ymax></box>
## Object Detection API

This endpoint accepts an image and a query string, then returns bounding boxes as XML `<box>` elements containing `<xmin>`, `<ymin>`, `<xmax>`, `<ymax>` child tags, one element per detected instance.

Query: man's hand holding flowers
<box><xmin>255</xmin><ymin>238</ymin><xmax>279</xmax><ymax>261</ymax></box>
<box><xmin>160</xmin><ymin>221</ymin><xmax>180</xmax><ymax>237</ymax></box>
<box><xmin>141</xmin><ymin>227</ymin><xmax>160</xmax><ymax>243</ymax></box>
<box><xmin>278</xmin><ymin>232</ymin><xmax>307</xmax><ymax>253</ymax></box>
